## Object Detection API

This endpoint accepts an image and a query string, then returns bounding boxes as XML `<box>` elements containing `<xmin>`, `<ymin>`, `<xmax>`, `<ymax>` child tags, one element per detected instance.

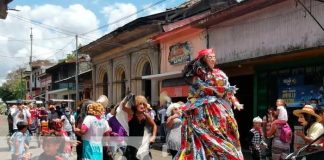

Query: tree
<box><xmin>0</xmin><ymin>68</ymin><xmax>26</xmax><ymax>101</ymax></box>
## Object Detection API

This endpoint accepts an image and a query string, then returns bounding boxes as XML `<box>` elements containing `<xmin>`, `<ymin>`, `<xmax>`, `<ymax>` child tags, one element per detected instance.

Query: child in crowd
<box><xmin>249</xmin><ymin>116</ymin><xmax>267</xmax><ymax>160</ymax></box>
<box><xmin>36</xmin><ymin>135</ymin><xmax>65</xmax><ymax>160</ymax></box>
<box><xmin>275</xmin><ymin>99</ymin><xmax>288</xmax><ymax>122</ymax></box>
<box><xmin>10</xmin><ymin>121</ymin><xmax>31</xmax><ymax>160</ymax></box>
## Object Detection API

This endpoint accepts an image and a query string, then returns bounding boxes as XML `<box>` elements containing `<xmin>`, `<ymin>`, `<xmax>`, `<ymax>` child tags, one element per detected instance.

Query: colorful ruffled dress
<box><xmin>176</xmin><ymin>67</ymin><xmax>243</xmax><ymax>160</ymax></box>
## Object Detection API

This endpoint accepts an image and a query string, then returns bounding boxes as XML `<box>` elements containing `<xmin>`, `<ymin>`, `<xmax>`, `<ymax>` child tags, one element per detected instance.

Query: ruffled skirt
<box><xmin>176</xmin><ymin>99</ymin><xmax>243</xmax><ymax>160</ymax></box>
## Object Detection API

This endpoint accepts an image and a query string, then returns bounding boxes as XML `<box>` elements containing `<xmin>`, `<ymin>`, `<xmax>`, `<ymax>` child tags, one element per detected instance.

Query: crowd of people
<box><xmin>5</xmin><ymin>48</ymin><xmax>324</xmax><ymax>160</ymax></box>
<box><xmin>248</xmin><ymin>99</ymin><xmax>324</xmax><ymax>160</ymax></box>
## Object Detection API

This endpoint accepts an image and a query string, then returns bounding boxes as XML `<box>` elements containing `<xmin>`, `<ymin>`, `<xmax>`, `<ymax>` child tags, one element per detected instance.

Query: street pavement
<box><xmin>0</xmin><ymin>115</ymin><xmax>253</xmax><ymax>160</ymax></box>
<box><xmin>0</xmin><ymin>115</ymin><xmax>171</xmax><ymax>160</ymax></box>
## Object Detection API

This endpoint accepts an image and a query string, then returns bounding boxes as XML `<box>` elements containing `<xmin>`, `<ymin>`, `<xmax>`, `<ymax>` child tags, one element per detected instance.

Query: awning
<box><xmin>141</xmin><ymin>71</ymin><xmax>182</xmax><ymax>80</ymax></box>
<box><xmin>161</xmin><ymin>85</ymin><xmax>189</xmax><ymax>97</ymax></box>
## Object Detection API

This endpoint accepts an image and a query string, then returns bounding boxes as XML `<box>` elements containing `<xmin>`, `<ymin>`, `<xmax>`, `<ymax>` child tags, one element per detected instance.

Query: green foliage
<box><xmin>66</xmin><ymin>53</ymin><xmax>76</xmax><ymax>61</ymax></box>
<box><xmin>58</xmin><ymin>53</ymin><xmax>76</xmax><ymax>63</ymax></box>
<box><xmin>0</xmin><ymin>103</ymin><xmax>6</xmax><ymax>114</ymax></box>
<box><xmin>0</xmin><ymin>69</ymin><xmax>26</xmax><ymax>101</ymax></box>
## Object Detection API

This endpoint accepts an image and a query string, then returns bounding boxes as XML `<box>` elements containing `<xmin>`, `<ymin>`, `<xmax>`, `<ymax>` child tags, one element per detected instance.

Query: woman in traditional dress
<box><xmin>176</xmin><ymin>48</ymin><xmax>244</xmax><ymax>160</ymax></box>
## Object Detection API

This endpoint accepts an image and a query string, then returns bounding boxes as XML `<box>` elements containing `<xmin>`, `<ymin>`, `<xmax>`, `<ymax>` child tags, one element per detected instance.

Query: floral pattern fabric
<box><xmin>176</xmin><ymin>68</ymin><xmax>243</xmax><ymax>160</ymax></box>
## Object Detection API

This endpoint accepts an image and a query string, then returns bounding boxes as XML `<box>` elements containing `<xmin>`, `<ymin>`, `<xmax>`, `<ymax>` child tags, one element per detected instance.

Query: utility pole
<box><xmin>29</xmin><ymin>28</ymin><xmax>33</xmax><ymax>100</ymax></box>
<box><xmin>20</xmin><ymin>68</ymin><xmax>23</xmax><ymax>99</ymax></box>
<box><xmin>75</xmin><ymin>35</ymin><xmax>79</xmax><ymax>105</ymax></box>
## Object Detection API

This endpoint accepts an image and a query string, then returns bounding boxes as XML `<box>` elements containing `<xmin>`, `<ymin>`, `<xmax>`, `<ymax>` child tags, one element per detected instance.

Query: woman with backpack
<box><xmin>266</xmin><ymin>109</ymin><xmax>291</xmax><ymax>160</ymax></box>
<box><xmin>293</xmin><ymin>105</ymin><xmax>324</xmax><ymax>151</ymax></box>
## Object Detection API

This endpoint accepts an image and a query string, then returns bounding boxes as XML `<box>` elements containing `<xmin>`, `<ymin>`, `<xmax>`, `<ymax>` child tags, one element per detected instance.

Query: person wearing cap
<box><xmin>165</xmin><ymin>102</ymin><xmax>182</xmax><ymax>158</ymax></box>
<box><xmin>48</xmin><ymin>105</ymin><xmax>61</xmax><ymax>131</ymax></box>
<box><xmin>248</xmin><ymin>116</ymin><xmax>267</xmax><ymax>160</ymax></box>
<box><xmin>293</xmin><ymin>105</ymin><xmax>324</xmax><ymax>145</ymax></box>
<box><xmin>9</xmin><ymin>121</ymin><xmax>31</xmax><ymax>160</ymax></box>
<box><xmin>175</xmin><ymin>48</ymin><xmax>244</xmax><ymax>160</ymax></box>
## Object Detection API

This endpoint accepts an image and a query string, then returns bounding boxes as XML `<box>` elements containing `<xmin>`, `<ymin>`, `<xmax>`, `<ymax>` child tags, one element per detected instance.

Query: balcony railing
<box><xmin>51</xmin><ymin>82</ymin><xmax>76</xmax><ymax>90</ymax></box>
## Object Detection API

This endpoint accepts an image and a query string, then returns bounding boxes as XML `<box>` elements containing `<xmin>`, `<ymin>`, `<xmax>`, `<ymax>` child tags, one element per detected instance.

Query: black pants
<box><xmin>252</xmin><ymin>149</ymin><xmax>261</xmax><ymax>160</ymax></box>
<box><xmin>76</xmin><ymin>136</ymin><xmax>82</xmax><ymax>160</ymax></box>
<box><xmin>124</xmin><ymin>145</ymin><xmax>152</xmax><ymax>160</ymax></box>
<box><xmin>169</xmin><ymin>149</ymin><xmax>178</xmax><ymax>159</ymax></box>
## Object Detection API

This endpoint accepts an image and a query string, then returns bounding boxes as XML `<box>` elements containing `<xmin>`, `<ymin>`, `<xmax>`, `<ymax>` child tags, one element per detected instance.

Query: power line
<box><xmin>0</xmin><ymin>55</ymin><xmax>27</xmax><ymax>59</ymax></box>
<box><xmin>9</xmin><ymin>13</ymin><xmax>77</xmax><ymax>36</ymax></box>
<box><xmin>0</xmin><ymin>35</ymin><xmax>72</xmax><ymax>42</ymax></box>
<box><xmin>6</xmin><ymin>0</ymin><xmax>170</xmax><ymax>44</ymax></box>
<box><xmin>80</xmin><ymin>0</ymin><xmax>168</xmax><ymax>35</ymax></box>
<box><xmin>7</xmin><ymin>13</ymin><xmax>102</xmax><ymax>45</ymax></box>
<box><xmin>40</xmin><ymin>38</ymin><xmax>75</xmax><ymax>60</ymax></box>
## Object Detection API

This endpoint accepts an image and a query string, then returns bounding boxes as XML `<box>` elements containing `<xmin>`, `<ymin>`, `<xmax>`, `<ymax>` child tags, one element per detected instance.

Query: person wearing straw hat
<box><xmin>293</xmin><ymin>105</ymin><xmax>324</xmax><ymax>145</ymax></box>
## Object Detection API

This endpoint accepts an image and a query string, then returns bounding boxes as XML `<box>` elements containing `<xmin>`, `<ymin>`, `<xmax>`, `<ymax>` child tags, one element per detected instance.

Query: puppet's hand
<box><xmin>228</xmin><ymin>85</ymin><xmax>238</xmax><ymax>94</ymax></box>
<box><xmin>234</xmin><ymin>102</ymin><xmax>244</xmax><ymax>111</ymax></box>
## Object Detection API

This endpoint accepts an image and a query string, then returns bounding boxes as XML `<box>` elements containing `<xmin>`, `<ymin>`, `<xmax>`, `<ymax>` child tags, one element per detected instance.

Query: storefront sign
<box><xmin>278</xmin><ymin>76</ymin><xmax>323</xmax><ymax>107</ymax></box>
<box><xmin>168</xmin><ymin>42</ymin><xmax>192</xmax><ymax>65</ymax></box>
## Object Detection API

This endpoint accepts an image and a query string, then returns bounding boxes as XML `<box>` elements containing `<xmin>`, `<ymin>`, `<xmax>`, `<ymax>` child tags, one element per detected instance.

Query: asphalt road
<box><xmin>0</xmin><ymin>115</ymin><xmax>172</xmax><ymax>160</ymax></box>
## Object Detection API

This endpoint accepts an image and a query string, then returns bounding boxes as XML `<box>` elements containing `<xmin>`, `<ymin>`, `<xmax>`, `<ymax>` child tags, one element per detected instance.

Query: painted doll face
<box><xmin>172</xmin><ymin>107</ymin><xmax>180</xmax><ymax>116</ymax></box>
<box><xmin>204</xmin><ymin>51</ymin><xmax>216</xmax><ymax>69</ymax></box>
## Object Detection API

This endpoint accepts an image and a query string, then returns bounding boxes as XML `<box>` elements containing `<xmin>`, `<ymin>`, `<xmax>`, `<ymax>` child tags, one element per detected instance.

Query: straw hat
<box><xmin>293</xmin><ymin>105</ymin><xmax>322</xmax><ymax>122</ymax></box>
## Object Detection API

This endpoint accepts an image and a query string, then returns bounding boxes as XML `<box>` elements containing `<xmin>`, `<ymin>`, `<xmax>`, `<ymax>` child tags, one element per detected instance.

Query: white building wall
<box><xmin>208</xmin><ymin>0</ymin><xmax>324</xmax><ymax>64</ymax></box>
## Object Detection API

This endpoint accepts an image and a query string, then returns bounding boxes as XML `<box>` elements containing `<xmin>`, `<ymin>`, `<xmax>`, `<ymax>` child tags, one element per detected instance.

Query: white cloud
<box><xmin>101</xmin><ymin>3</ymin><xmax>137</xmax><ymax>33</ymax></box>
<box><xmin>0</xmin><ymin>4</ymin><xmax>103</xmax><ymax>85</ymax></box>
<box><xmin>143</xmin><ymin>3</ymin><xmax>166</xmax><ymax>15</ymax></box>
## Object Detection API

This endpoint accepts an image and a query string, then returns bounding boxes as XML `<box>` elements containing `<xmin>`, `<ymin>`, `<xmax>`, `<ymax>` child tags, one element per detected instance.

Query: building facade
<box><xmin>79</xmin><ymin>9</ymin><xmax>193</xmax><ymax>106</ymax></box>
<box><xmin>144</xmin><ymin>12</ymin><xmax>209</xmax><ymax>102</ymax></box>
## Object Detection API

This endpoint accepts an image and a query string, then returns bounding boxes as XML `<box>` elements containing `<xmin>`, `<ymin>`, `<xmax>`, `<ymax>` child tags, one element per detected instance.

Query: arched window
<box><xmin>103</xmin><ymin>73</ymin><xmax>108</xmax><ymax>96</ymax></box>
<box><xmin>142</xmin><ymin>62</ymin><xmax>151</xmax><ymax>103</ymax></box>
<box><xmin>121</xmin><ymin>71</ymin><xmax>126</xmax><ymax>99</ymax></box>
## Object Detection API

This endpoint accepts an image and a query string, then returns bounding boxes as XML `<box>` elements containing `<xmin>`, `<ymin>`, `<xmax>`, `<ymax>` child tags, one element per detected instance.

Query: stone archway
<box><xmin>115</xmin><ymin>65</ymin><xmax>127</xmax><ymax>101</ymax></box>
<box><xmin>97</xmin><ymin>64</ymin><xmax>108</xmax><ymax>97</ymax></box>
<box><xmin>136</xmin><ymin>55</ymin><xmax>152</xmax><ymax>103</ymax></box>
<box><xmin>102</xmin><ymin>73</ymin><xmax>108</xmax><ymax>96</ymax></box>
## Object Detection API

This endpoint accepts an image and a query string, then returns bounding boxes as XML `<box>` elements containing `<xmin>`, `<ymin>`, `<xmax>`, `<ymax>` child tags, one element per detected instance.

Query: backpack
<box><xmin>279</xmin><ymin>123</ymin><xmax>292</xmax><ymax>143</ymax></box>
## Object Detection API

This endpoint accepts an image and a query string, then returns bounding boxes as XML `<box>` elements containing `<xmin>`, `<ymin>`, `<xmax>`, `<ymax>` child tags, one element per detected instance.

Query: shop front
<box><xmin>144</xmin><ymin>17</ymin><xmax>207</xmax><ymax>101</ymax></box>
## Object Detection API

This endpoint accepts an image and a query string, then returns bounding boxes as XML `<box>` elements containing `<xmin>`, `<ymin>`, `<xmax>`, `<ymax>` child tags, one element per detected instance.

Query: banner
<box><xmin>278</xmin><ymin>76</ymin><xmax>323</xmax><ymax>107</ymax></box>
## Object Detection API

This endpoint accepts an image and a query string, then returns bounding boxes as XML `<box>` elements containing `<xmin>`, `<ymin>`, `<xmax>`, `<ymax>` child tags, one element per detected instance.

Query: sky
<box><xmin>0</xmin><ymin>0</ymin><xmax>187</xmax><ymax>86</ymax></box>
